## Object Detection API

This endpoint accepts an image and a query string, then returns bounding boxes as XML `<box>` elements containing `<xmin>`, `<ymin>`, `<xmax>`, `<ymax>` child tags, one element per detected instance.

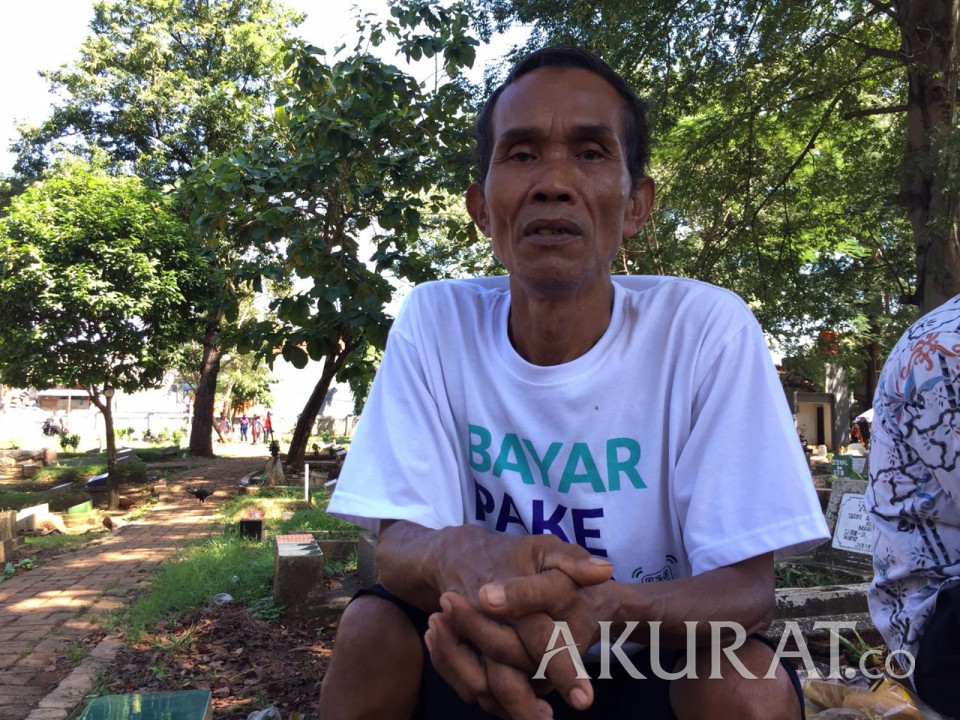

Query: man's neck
<box><xmin>507</xmin><ymin>275</ymin><xmax>615</xmax><ymax>366</ymax></box>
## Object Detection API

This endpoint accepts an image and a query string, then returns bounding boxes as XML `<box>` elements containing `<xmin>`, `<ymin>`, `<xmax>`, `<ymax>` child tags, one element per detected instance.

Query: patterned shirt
<box><xmin>866</xmin><ymin>293</ymin><xmax>960</xmax><ymax>663</ymax></box>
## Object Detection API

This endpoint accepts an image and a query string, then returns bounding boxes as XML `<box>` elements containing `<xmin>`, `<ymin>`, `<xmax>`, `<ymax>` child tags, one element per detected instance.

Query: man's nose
<box><xmin>530</xmin><ymin>156</ymin><xmax>576</xmax><ymax>203</ymax></box>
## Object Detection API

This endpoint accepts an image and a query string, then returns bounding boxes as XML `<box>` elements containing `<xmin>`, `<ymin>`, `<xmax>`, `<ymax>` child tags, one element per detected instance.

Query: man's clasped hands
<box><xmin>392</xmin><ymin>523</ymin><xmax>619</xmax><ymax>719</ymax></box>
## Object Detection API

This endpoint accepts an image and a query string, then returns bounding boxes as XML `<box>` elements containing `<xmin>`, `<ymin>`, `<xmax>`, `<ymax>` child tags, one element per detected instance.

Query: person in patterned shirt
<box><xmin>866</xmin><ymin>293</ymin><xmax>960</xmax><ymax>718</ymax></box>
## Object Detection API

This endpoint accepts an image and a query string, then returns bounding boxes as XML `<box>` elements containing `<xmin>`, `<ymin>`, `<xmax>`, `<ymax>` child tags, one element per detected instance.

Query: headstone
<box><xmin>831</xmin><ymin>454</ymin><xmax>867</xmax><ymax>480</ymax></box>
<box><xmin>814</xmin><ymin>478</ymin><xmax>873</xmax><ymax>576</ymax></box>
<box><xmin>15</xmin><ymin>503</ymin><xmax>49</xmax><ymax>533</ymax></box>
<box><xmin>79</xmin><ymin>689</ymin><xmax>212</xmax><ymax>720</ymax></box>
<box><xmin>238</xmin><ymin>519</ymin><xmax>263</xmax><ymax>541</ymax></box>
<box><xmin>67</xmin><ymin>501</ymin><xmax>93</xmax><ymax>515</ymax></box>
<box><xmin>273</xmin><ymin>533</ymin><xmax>324</xmax><ymax>618</ymax></box>
<box><xmin>0</xmin><ymin>511</ymin><xmax>15</xmax><ymax>542</ymax></box>
<box><xmin>831</xmin><ymin>493</ymin><xmax>876</xmax><ymax>556</ymax></box>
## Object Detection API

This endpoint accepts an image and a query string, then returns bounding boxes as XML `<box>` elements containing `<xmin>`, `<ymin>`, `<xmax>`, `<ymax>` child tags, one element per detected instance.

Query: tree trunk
<box><xmin>865</xmin><ymin>341</ymin><xmax>882</xmax><ymax>410</ymax></box>
<box><xmin>896</xmin><ymin>0</ymin><xmax>960</xmax><ymax>313</ymax></box>
<box><xmin>286</xmin><ymin>345</ymin><xmax>355</xmax><ymax>469</ymax></box>
<box><xmin>189</xmin><ymin>318</ymin><xmax>222</xmax><ymax>457</ymax></box>
<box><xmin>89</xmin><ymin>390</ymin><xmax>119</xmax><ymax>510</ymax></box>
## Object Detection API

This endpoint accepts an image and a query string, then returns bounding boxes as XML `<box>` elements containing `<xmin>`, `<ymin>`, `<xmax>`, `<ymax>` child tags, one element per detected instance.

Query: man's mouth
<box><xmin>522</xmin><ymin>219</ymin><xmax>583</xmax><ymax>237</ymax></box>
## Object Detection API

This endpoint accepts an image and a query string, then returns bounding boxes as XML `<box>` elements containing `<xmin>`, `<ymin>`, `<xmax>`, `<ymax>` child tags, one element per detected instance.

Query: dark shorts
<box><xmin>915</xmin><ymin>581</ymin><xmax>960</xmax><ymax>719</ymax></box>
<box><xmin>353</xmin><ymin>584</ymin><xmax>804</xmax><ymax>720</ymax></box>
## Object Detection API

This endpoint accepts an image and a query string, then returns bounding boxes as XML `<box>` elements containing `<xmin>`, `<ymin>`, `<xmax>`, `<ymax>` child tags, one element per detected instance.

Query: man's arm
<box><xmin>429</xmin><ymin>552</ymin><xmax>774</xmax><ymax>717</ymax></box>
<box><xmin>478</xmin><ymin>551</ymin><xmax>775</xmax><ymax>647</ymax></box>
<box><xmin>374</xmin><ymin>519</ymin><xmax>614</xmax><ymax>613</ymax></box>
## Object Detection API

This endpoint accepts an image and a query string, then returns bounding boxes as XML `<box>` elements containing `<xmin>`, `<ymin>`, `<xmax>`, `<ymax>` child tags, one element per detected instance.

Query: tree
<box><xmin>478</xmin><ymin>0</ymin><xmax>958</xmax><ymax>402</ymax></box>
<box><xmin>0</xmin><ymin>159</ymin><xmax>204</xmax><ymax>508</ymax></box>
<box><xmin>185</xmin><ymin>0</ymin><xmax>479</xmax><ymax>467</ymax></box>
<box><xmin>11</xmin><ymin>0</ymin><xmax>302</xmax><ymax>457</ymax></box>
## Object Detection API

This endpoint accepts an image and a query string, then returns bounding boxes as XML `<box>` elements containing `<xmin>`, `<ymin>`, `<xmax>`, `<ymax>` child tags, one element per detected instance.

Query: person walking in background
<box><xmin>239</xmin><ymin>414</ymin><xmax>249</xmax><ymax>442</ymax></box>
<box><xmin>263</xmin><ymin>411</ymin><xmax>274</xmax><ymax>443</ymax></box>
<box><xmin>251</xmin><ymin>414</ymin><xmax>261</xmax><ymax>444</ymax></box>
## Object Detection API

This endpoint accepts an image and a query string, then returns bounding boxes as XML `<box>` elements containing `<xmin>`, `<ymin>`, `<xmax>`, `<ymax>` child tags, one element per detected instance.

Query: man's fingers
<box><xmin>538</xmin><ymin>541</ymin><xmax>613</xmax><ymax>587</ymax></box>
<box><xmin>440</xmin><ymin>592</ymin><xmax>536</xmax><ymax>672</ymax></box>
<box><xmin>425</xmin><ymin>611</ymin><xmax>487</xmax><ymax>706</ymax></box>
<box><xmin>480</xmin><ymin>569</ymin><xmax>577</xmax><ymax>619</ymax></box>
<box><xmin>426</xmin><ymin>611</ymin><xmax>546</xmax><ymax>719</ymax></box>
<box><xmin>484</xmin><ymin>655</ymin><xmax>554</xmax><ymax>720</ymax></box>
<box><xmin>516</xmin><ymin>613</ymin><xmax>595</xmax><ymax>712</ymax></box>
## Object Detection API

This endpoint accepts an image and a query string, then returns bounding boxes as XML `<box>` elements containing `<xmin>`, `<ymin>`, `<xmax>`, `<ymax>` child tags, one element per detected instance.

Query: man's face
<box><xmin>467</xmin><ymin>67</ymin><xmax>653</xmax><ymax>295</ymax></box>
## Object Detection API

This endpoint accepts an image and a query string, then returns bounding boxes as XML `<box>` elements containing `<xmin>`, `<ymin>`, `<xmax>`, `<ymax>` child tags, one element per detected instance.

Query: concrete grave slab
<box><xmin>273</xmin><ymin>533</ymin><xmax>324</xmax><ymax>619</ymax></box>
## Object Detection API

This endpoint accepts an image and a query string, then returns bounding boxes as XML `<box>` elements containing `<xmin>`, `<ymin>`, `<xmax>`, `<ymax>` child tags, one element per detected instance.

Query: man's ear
<box><xmin>466</xmin><ymin>183</ymin><xmax>491</xmax><ymax>237</ymax></box>
<box><xmin>622</xmin><ymin>177</ymin><xmax>655</xmax><ymax>238</ymax></box>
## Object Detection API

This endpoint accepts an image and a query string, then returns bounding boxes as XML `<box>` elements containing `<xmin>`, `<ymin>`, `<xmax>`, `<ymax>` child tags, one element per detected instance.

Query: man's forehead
<box><xmin>491</xmin><ymin>67</ymin><xmax>627</xmax><ymax>143</ymax></box>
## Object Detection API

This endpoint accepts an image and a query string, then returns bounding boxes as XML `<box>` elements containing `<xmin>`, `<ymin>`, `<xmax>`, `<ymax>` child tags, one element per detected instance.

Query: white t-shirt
<box><xmin>328</xmin><ymin>276</ymin><xmax>828</xmax><ymax>583</ymax></box>
<box><xmin>866</xmin><ymin>293</ymin><xmax>960</xmax><ymax>663</ymax></box>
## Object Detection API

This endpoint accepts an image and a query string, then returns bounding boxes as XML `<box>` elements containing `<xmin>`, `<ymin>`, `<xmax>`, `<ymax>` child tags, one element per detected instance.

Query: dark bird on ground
<box><xmin>186</xmin><ymin>488</ymin><xmax>213</xmax><ymax>503</ymax></box>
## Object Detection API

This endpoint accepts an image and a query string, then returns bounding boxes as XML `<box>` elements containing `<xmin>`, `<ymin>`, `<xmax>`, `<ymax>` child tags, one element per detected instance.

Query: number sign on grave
<box><xmin>831</xmin><ymin>493</ymin><xmax>876</xmax><ymax>556</ymax></box>
<box><xmin>831</xmin><ymin>454</ymin><xmax>866</xmax><ymax>480</ymax></box>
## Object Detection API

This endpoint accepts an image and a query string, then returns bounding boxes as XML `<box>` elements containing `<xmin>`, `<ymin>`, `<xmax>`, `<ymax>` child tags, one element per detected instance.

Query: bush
<box><xmin>171</xmin><ymin>429</ymin><xmax>183</xmax><ymax>445</ymax></box>
<box><xmin>58</xmin><ymin>433</ymin><xmax>80</xmax><ymax>451</ymax></box>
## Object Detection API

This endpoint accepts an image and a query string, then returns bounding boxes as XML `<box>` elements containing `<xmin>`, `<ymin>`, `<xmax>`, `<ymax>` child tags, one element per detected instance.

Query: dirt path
<box><xmin>0</xmin><ymin>457</ymin><xmax>266</xmax><ymax>720</ymax></box>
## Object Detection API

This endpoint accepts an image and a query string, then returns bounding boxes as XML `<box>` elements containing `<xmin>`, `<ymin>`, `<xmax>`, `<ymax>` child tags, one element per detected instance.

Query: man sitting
<box><xmin>322</xmin><ymin>46</ymin><xmax>828</xmax><ymax>720</ymax></box>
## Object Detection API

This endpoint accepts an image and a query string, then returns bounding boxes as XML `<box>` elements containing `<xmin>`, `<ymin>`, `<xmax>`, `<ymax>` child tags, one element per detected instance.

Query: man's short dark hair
<box><xmin>474</xmin><ymin>46</ymin><xmax>650</xmax><ymax>191</ymax></box>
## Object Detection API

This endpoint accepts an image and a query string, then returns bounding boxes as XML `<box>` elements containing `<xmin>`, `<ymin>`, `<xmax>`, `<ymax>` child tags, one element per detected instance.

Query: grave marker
<box><xmin>831</xmin><ymin>493</ymin><xmax>876</xmax><ymax>556</ymax></box>
<box><xmin>831</xmin><ymin>454</ymin><xmax>867</xmax><ymax>480</ymax></box>
<box><xmin>814</xmin><ymin>478</ymin><xmax>874</xmax><ymax>576</ymax></box>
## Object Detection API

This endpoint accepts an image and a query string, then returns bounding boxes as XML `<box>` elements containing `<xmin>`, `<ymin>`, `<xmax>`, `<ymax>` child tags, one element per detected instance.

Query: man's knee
<box><xmin>319</xmin><ymin>595</ymin><xmax>424</xmax><ymax>720</ymax></box>
<box><xmin>333</xmin><ymin>594</ymin><xmax>422</xmax><ymax>655</ymax></box>
<box><xmin>669</xmin><ymin>637</ymin><xmax>800</xmax><ymax>720</ymax></box>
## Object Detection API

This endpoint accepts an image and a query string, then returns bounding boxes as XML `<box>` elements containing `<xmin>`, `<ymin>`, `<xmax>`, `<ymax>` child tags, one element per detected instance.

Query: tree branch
<box><xmin>865</xmin><ymin>0</ymin><xmax>902</xmax><ymax>24</ymax></box>
<box><xmin>827</xmin><ymin>32</ymin><xmax>907</xmax><ymax>62</ymax></box>
<box><xmin>842</xmin><ymin>103</ymin><xmax>908</xmax><ymax>119</ymax></box>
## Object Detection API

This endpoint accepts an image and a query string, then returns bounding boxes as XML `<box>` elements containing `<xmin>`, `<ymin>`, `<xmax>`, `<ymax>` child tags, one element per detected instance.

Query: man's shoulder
<box><xmin>614</xmin><ymin>275</ymin><xmax>754</xmax><ymax>325</ymax></box>
<box><xmin>401</xmin><ymin>277</ymin><xmax>507</xmax><ymax>318</ymax></box>
<box><xmin>392</xmin><ymin>278</ymin><xmax>507</xmax><ymax>342</ymax></box>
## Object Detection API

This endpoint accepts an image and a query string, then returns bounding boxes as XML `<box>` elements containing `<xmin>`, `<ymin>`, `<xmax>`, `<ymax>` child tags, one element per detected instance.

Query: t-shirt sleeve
<box><xmin>326</xmin><ymin>315</ymin><xmax>464</xmax><ymax>533</ymax></box>
<box><xmin>672</xmin><ymin>318</ymin><xmax>830</xmax><ymax>576</ymax></box>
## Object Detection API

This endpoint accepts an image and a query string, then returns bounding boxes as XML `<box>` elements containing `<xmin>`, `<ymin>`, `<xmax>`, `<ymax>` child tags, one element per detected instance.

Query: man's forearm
<box><xmin>375</xmin><ymin>520</ymin><xmax>617</xmax><ymax>615</ymax></box>
<box><xmin>374</xmin><ymin>520</ymin><xmax>449</xmax><ymax>612</ymax></box>
<box><xmin>608</xmin><ymin>553</ymin><xmax>775</xmax><ymax>647</ymax></box>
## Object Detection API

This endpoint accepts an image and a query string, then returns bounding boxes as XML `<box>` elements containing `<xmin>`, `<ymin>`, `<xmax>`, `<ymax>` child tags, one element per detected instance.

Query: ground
<box><xmin>0</xmin><ymin>454</ymin><xmax>269</xmax><ymax>720</ymax></box>
<box><xmin>0</xmin><ymin>448</ymin><xmax>926</xmax><ymax>720</ymax></box>
<box><xmin>105</xmin><ymin>605</ymin><xmax>334</xmax><ymax>718</ymax></box>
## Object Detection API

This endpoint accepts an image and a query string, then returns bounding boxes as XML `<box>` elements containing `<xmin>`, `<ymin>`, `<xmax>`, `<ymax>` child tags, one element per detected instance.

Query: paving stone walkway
<box><xmin>0</xmin><ymin>457</ymin><xmax>266</xmax><ymax>720</ymax></box>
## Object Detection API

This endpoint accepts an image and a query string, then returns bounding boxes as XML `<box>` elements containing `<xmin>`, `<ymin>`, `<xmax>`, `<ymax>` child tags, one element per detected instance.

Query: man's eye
<box><xmin>580</xmin><ymin>149</ymin><xmax>604</xmax><ymax>160</ymax></box>
<box><xmin>509</xmin><ymin>151</ymin><xmax>534</xmax><ymax>161</ymax></box>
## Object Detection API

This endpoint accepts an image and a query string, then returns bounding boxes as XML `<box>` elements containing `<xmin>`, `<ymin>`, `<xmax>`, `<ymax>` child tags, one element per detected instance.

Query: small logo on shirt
<box><xmin>631</xmin><ymin>554</ymin><xmax>677</xmax><ymax>582</ymax></box>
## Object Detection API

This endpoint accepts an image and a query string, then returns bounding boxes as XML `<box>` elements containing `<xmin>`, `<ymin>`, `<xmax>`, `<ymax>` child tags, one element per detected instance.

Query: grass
<box><xmin>32</xmin><ymin>463</ymin><xmax>106</xmax><ymax>487</ymax></box>
<box><xmin>24</xmin><ymin>530</ymin><xmax>107</xmax><ymax>553</ymax></box>
<box><xmin>64</xmin><ymin>641</ymin><xmax>87</xmax><ymax>665</ymax></box>
<box><xmin>0</xmin><ymin>488</ymin><xmax>93</xmax><ymax>512</ymax></box>
<box><xmin>277</xmin><ymin>506</ymin><xmax>359</xmax><ymax>537</ymax></box>
<box><xmin>123</xmin><ymin>534</ymin><xmax>274</xmax><ymax>638</ymax></box>
<box><xmin>132</xmin><ymin>447</ymin><xmax>184</xmax><ymax>463</ymax></box>
<box><xmin>775</xmin><ymin>562</ymin><xmax>867</xmax><ymax>589</ymax></box>
<box><xmin>218</xmin><ymin>488</ymin><xmax>359</xmax><ymax>539</ymax></box>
